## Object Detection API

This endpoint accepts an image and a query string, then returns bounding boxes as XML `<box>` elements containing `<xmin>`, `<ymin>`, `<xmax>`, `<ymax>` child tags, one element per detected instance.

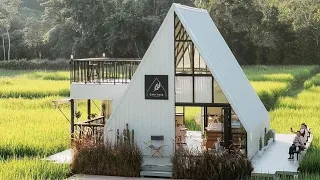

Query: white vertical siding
<box><xmin>194</xmin><ymin>76</ymin><xmax>212</xmax><ymax>103</ymax></box>
<box><xmin>175</xmin><ymin>76</ymin><xmax>192</xmax><ymax>103</ymax></box>
<box><xmin>105</xmin><ymin>8</ymin><xmax>175</xmax><ymax>157</ymax></box>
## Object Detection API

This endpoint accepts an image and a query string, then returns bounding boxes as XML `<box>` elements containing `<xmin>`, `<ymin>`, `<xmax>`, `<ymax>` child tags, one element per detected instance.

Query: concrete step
<box><xmin>140</xmin><ymin>170</ymin><xmax>172</xmax><ymax>178</ymax></box>
<box><xmin>141</xmin><ymin>165</ymin><xmax>172</xmax><ymax>172</ymax></box>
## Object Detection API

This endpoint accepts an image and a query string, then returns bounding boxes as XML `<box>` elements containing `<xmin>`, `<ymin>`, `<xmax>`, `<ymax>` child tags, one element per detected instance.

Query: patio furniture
<box><xmin>293</xmin><ymin>146</ymin><xmax>304</xmax><ymax>160</ymax></box>
<box><xmin>175</xmin><ymin>125</ymin><xmax>187</xmax><ymax>149</ymax></box>
<box><xmin>144</xmin><ymin>136</ymin><xmax>167</xmax><ymax>158</ymax></box>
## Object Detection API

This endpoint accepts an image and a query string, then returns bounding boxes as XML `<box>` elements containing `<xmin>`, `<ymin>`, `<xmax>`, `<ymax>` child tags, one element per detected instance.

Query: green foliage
<box><xmin>185</xmin><ymin>120</ymin><xmax>201</xmax><ymax>131</ymax></box>
<box><xmin>0</xmin><ymin>0</ymin><xmax>319</xmax><ymax>64</ymax></box>
<box><xmin>304</xmin><ymin>74</ymin><xmax>320</xmax><ymax>89</ymax></box>
<box><xmin>0</xmin><ymin>59</ymin><xmax>69</xmax><ymax>70</ymax></box>
<box><xmin>172</xmin><ymin>149</ymin><xmax>253</xmax><ymax>180</ymax></box>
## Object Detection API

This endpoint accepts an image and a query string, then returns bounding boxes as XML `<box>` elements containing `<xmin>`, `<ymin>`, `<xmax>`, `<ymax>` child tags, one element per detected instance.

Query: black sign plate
<box><xmin>145</xmin><ymin>75</ymin><xmax>168</xmax><ymax>100</ymax></box>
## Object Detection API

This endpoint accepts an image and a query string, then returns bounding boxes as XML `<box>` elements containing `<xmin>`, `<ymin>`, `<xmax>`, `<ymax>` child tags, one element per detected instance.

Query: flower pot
<box><xmin>268</xmin><ymin>139</ymin><xmax>272</xmax><ymax>145</ymax></box>
<box><xmin>258</xmin><ymin>150</ymin><xmax>263</xmax><ymax>156</ymax></box>
<box><xmin>270</xmin><ymin>138</ymin><xmax>274</xmax><ymax>143</ymax></box>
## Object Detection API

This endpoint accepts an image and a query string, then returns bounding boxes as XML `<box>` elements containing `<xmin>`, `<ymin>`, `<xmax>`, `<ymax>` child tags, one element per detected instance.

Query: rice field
<box><xmin>0</xmin><ymin>66</ymin><xmax>320</xmax><ymax>179</ymax></box>
<box><xmin>267</xmin><ymin>73</ymin><xmax>320</xmax><ymax>174</ymax></box>
<box><xmin>0</xmin><ymin>157</ymin><xmax>69</xmax><ymax>180</ymax></box>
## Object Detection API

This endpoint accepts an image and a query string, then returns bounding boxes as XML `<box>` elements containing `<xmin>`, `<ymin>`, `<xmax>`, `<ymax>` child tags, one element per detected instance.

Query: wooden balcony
<box><xmin>70</xmin><ymin>58</ymin><xmax>141</xmax><ymax>84</ymax></box>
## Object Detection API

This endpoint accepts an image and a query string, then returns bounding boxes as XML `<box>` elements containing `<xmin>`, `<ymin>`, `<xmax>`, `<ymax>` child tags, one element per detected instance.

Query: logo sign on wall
<box><xmin>145</xmin><ymin>75</ymin><xmax>168</xmax><ymax>100</ymax></box>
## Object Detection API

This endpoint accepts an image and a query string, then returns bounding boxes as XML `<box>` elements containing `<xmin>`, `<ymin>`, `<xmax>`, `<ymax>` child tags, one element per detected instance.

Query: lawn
<box><xmin>0</xmin><ymin>66</ymin><xmax>320</xmax><ymax>179</ymax></box>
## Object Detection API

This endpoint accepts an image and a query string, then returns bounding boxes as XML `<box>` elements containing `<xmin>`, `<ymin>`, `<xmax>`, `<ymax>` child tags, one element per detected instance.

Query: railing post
<box><xmin>114</xmin><ymin>62</ymin><xmax>116</xmax><ymax>85</ymax></box>
<box><xmin>70</xmin><ymin>57</ymin><xmax>73</xmax><ymax>84</ymax></box>
<box><xmin>87</xmin><ymin>99</ymin><xmax>91</xmax><ymax>120</ymax></box>
<box><xmin>70</xmin><ymin>99</ymin><xmax>75</xmax><ymax>143</ymax></box>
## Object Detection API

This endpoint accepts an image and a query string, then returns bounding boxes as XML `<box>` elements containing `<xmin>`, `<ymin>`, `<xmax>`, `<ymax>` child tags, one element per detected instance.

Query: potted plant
<box><xmin>90</xmin><ymin>113</ymin><xmax>98</xmax><ymax>119</ymax></box>
<box><xmin>258</xmin><ymin>137</ymin><xmax>263</xmax><ymax>156</ymax></box>
<box><xmin>239</xmin><ymin>138</ymin><xmax>246</xmax><ymax>154</ymax></box>
<box><xmin>263</xmin><ymin>132</ymin><xmax>269</xmax><ymax>150</ymax></box>
<box><xmin>201</xmin><ymin>132</ymin><xmax>207</xmax><ymax>150</ymax></box>
<box><xmin>270</xmin><ymin>130</ymin><xmax>275</xmax><ymax>142</ymax></box>
<box><xmin>75</xmin><ymin>111</ymin><xmax>81</xmax><ymax>120</ymax></box>
<box><xmin>268</xmin><ymin>130</ymin><xmax>273</xmax><ymax>145</ymax></box>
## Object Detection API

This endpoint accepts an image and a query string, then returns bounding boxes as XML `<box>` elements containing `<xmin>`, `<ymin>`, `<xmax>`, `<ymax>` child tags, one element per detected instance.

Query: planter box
<box><xmin>258</xmin><ymin>150</ymin><xmax>263</xmax><ymax>156</ymax></box>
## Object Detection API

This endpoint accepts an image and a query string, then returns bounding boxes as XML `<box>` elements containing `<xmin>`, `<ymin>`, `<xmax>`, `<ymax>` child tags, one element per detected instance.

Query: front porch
<box><xmin>251</xmin><ymin>134</ymin><xmax>313</xmax><ymax>176</ymax></box>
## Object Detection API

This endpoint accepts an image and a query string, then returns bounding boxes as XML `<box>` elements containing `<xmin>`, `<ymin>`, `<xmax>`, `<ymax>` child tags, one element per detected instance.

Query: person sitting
<box><xmin>288</xmin><ymin>131</ymin><xmax>305</xmax><ymax>160</ymax></box>
<box><xmin>291</xmin><ymin>123</ymin><xmax>308</xmax><ymax>145</ymax></box>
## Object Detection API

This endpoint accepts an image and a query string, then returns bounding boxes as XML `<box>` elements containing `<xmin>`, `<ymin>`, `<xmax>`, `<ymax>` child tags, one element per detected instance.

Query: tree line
<box><xmin>0</xmin><ymin>0</ymin><xmax>319</xmax><ymax>65</ymax></box>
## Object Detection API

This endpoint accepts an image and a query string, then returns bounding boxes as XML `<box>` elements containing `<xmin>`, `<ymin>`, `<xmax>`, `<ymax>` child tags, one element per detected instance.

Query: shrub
<box><xmin>71</xmin><ymin>138</ymin><xmax>142</xmax><ymax>177</ymax></box>
<box><xmin>0</xmin><ymin>59</ymin><xmax>69</xmax><ymax>70</ymax></box>
<box><xmin>171</xmin><ymin>149</ymin><xmax>253</xmax><ymax>180</ymax></box>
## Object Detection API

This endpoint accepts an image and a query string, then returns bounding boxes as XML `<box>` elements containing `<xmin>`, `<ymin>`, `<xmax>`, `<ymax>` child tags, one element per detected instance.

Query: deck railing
<box><xmin>70</xmin><ymin>58</ymin><xmax>141</xmax><ymax>84</ymax></box>
<box><xmin>72</xmin><ymin>116</ymin><xmax>105</xmax><ymax>143</ymax></box>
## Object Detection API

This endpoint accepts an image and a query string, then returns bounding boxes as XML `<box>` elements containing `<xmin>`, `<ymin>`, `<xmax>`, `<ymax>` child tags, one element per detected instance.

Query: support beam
<box><xmin>70</xmin><ymin>99</ymin><xmax>75</xmax><ymax>141</ymax></box>
<box><xmin>223</xmin><ymin>107</ymin><xmax>232</xmax><ymax>149</ymax></box>
<box><xmin>87</xmin><ymin>99</ymin><xmax>91</xmax><ymax>120</ymax></box>
<box><xmin>191</xmin><ymin>42</ymin><xmax>195</xmax><ymax>103</ymax></box>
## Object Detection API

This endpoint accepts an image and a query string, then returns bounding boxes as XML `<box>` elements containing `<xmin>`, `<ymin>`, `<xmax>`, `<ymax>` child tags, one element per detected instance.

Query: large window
<box><xmin>214</xmin><ymin>80</ymin><xmax>228</xmax><ymax>103</ymax></box>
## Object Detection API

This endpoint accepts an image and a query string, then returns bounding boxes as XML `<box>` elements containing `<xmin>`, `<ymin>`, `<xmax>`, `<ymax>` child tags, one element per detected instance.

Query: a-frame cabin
<box><xmin>104</xmin><ymin>3</ymin><xmax>270</xmax><ymax>162</ymax></box>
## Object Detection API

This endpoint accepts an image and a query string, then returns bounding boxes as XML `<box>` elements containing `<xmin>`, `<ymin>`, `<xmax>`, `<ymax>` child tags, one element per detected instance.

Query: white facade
<box><xmin>104</xmin><ymin>4</ymin><xmax>270</xmax><ymax>159</ymax></box>
<box><xmin>70</xmin><ymin>83</ymin><xmax>127</xmax><ymax>100</ymax></box>
<box><xmin>174</xmin><ymin>4</ymin><xmax>269</xmax><ymax>158</ymax></box>
<box><xmin>105</xmin><ymin>7</ymin><xmax>176</xmax><ymax>156</ymax></box>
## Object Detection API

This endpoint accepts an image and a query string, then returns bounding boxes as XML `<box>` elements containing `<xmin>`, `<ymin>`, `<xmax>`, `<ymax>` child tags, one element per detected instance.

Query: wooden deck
<box><xmin>252</xmin><ymin>134</ymin><xmax>312</xmax><ymax>175</ymax></box>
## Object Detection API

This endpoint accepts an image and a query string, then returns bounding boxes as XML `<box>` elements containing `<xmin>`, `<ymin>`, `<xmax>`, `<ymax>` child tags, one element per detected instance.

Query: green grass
<box><xmin>304</xmin><ymin>73</ymin><xmax>320</xmax><ymax>89</ymax></box>
<box><xmin>0</xmin><ymin>157</ymin><xmax>69</xmax><ymax>180</ymax></box>
<box><xmin>1</xmin><ymin>66</ymin><xmax>320</xmax><ymax>178</ymax></box>
<box><xmin>266</xmin><ymin>72</ymin><xmax>320</xmax><ymax>174</ymax></box>
<box><xmin>0</xmin><ymin>78</ymin><xmax>69</xmax><ymax>98</ymax></box>
<box><xmin>243</xmin><ymin>65</ymin><xmax>318</xmax><ymax>82</ymax></box>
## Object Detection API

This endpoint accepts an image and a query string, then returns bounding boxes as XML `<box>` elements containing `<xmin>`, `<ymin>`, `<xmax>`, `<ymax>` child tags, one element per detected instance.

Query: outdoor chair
<box><xmin>293</xmin><ymin>146</ymin><xmax>304</xmax><ymax>160</ymax></box>
<box><xmin>143</xmin><ymin>136</ymin><xmax>168</xmax><ymax>158</ymax></box>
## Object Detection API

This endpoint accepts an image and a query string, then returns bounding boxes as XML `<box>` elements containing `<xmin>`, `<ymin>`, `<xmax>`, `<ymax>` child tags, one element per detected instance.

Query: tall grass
<box><xmin>71</xmin><ymin>138</ymin><xmax>142</xmax><ymax>177</ymax></box>
<box><xmin>0</xmin><ymin>97</ymin><xmax>102</xmax><ymax>158</ymax></box>
<box><xmin>0</xmin><ymin>157</ymin><xmax>69</xmax><ymax>180</ymax></box>
<box><xmin>304</xmin><ymin>73</ymin><xmax>320</xmax><ymax>89</ymax></box>
<box><xmin>243</xmin><ymin>65</ymin><xmax>318</xmax><ymax>82</ymax></box>
<box><xmin>172</xmin><ymin>149</ymin><xmax>253</xmax><ymax>180</ymax></box>
<box><xmin>0</xmin><ymin>107</ymin><xmax>70</xmax><ymax>157</ymax></box>
<box><xmin>0</xmin><ymin>78</ymin><xmax>69</xmax><ymax>98</ymax></box>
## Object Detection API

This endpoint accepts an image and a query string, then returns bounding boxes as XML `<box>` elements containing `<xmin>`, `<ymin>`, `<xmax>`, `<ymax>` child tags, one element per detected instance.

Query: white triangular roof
<box><xmin>173</xmin><ymin>4</ymin><xmax>269</xmax><ymax>132</ymax></box>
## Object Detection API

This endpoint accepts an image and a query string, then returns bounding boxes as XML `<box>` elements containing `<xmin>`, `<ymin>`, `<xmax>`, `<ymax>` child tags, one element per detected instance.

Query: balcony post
<box><xmin>87</xmin><ymin>99</ymin><xmax>91</xmax><ymax>120</ymax></box>
<box><xmin>70</xmin><ymin>99</ymin><xmax>75</xmax><ymax>142</ymax></box>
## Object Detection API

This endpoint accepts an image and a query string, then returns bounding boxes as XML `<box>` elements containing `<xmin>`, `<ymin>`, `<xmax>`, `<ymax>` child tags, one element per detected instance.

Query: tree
<box><xmin>0</xmin><ymin>0</ymin><xmax>21</xmax><ymax>60</ymax></box>
<box><xmin>23</xmin><ymin>18</ymin><xmax>48</xmax><ymax>59</ymax></box>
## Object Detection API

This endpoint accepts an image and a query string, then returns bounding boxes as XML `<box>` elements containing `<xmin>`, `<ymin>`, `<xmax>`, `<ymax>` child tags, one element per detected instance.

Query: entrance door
<box><xmin>222</xmin><ymin>107</ymin><xmax>232</xmax><ymax>149</ymax></box>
